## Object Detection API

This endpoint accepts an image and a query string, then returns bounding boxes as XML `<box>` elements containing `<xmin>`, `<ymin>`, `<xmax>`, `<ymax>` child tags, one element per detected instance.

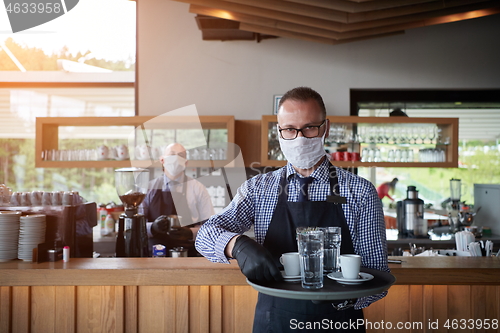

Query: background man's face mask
<box><xmin>163</xmin><ymin>154</ymin><xmax>187</xmax><ymax>177</ymax></box>
<box><xmin>278</xmin><ymin>127</ymin><xmax>327</xmax><ymax>169</ymax></box>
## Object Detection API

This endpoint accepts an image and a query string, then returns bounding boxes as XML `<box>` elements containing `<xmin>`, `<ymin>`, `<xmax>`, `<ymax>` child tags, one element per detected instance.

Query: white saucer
<box><xmin>281</xmin><ymin>271</ymin><xmax>301</xmax><ymax>282</ymax></box>
<box><xmin>327</xmin><ymin>272</ymin><xmax>374</xmax><ymax>285</ymax></box>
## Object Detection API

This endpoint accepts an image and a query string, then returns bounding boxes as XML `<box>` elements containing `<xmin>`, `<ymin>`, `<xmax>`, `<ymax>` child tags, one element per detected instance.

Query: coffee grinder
<box><xmin>115</xmin><ymin>167</ymin><xmax>150</xmax><ymax>257</ymax></box>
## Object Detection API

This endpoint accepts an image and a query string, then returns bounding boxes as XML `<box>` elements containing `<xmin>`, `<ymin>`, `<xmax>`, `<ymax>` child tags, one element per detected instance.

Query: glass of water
<box><xmin>296</xmin><ymin>227</ymin><xmax>324</xmax><ymax>289</ymax></box>
<box><xmin>320</xmin><ymin>227</ymin><xmax>342</xmax><ymax>274</ymax></box>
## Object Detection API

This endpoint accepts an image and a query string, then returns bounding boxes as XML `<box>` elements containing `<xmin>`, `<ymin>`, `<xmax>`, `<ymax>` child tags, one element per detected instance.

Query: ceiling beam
<box><xmin>283</xmin><ymin>0</ymin><xmax>439</xmax><ymax>13</ymax></box>
<box><xmin>222</xmin><ymin>0</ymin><xmax>348</xmax><ymax>23</ymax></box>
<box><xmin>240</xmin><ymin>22</ymin><xmax>404</xmax><ymax>44</ymax></box>
<box><xmin>174</xmin><ymin>0</ymin><xmax>344</xmax><ymax>30</ymax></box>
<box><xmin>346</xmin><ymin>0</ymin><xmax>492</xmax><ymax>23</ymax></box>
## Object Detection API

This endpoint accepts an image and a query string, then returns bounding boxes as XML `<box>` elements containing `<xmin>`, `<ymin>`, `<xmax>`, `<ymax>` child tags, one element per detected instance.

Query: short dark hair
<box><xmin>278</xmin><ymin>87</ymin><xmax>326</xmax><ymax>118</ymax></box>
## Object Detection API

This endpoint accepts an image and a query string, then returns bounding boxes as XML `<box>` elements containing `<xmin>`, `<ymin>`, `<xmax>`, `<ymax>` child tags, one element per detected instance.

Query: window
<box><xmin>350</xmin><ymin>89</ymin><xmax>500</xmax><ymax>209</ymax></box>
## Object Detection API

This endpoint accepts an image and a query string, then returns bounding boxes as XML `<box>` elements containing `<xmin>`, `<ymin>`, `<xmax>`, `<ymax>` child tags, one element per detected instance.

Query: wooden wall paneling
<box><xmin>448</xmin><ymin>285</ymin><xmax>472</xmax><ymax>333</ymax></box>
<box><xmin>189</xmin><ymin>286</ymin><xmax>209</xmax><ymax>333</ymax></box>
<box><xmin>432</xmin><ymin>286</ymin><xmax>448</xmax><ymax>332</ymax></box>
<box><xmin>0</xmin><ymin>286</ymin><xmax>11</xmax><ymax>333</ymax></box>
<box><xmin>235</xmin><ymin>120</ymin><xmax>261</xmax><ymax>167</ymax></box>
<box><xmin>363</xmin><ymin>294</ymin><xmax>386</xmax><ymax>333</ymax></box>
<box><xmin>176</xmin><ymin>286</ymin><xmax>190</xmax><ymax>333</ymax></box>
<box><xmin>124</xmin><ymin>286</ymin><xmax>137</xmax><ymax>333</ymax></box>
<box><xmin>12</xmin><ymin>286</ymin><xmax>30</xmax><ymax>333</ymax></box>
<box><xmin>55</xmin><ymin>286</ymin><xmax>76</xmax><ymax>333</ymax></box>
<box><xmin>76</xmin><ymin>286</ymin><xmax>124</xmax><ymax>333</ymax></box>
<box><xmin>221</xmin><ymin>286</ymin><xmax>235</xmax><ymax>333</ymax></box>
<box><xmin>471</xmin><ymin>285</ymin><xmax>488</xmax><ymax>333</ymax></box>
<box><xmin>137</xmin><ymin>286</ymin><xmax>171</xmax><ymax>333</ymax></box>
<box><xmin>233</xmin><ymin>286</ymin><xmax>257</xmax><ymax>333</ymax></box>
<box><xmin>209</xmin><ymin>286</ymin><xmax>222</xmax><ymax>333</ymax></box>
<box><xmin>409</xmin><ymin>285</ymin><xmax>423</xmax><ymax>332</ymax></box>
<box><xmin>385</xmin><ymin>285</ymin><xmax>411</xmax><ymax>331</ymax></box>
<box><xmin>31</xmin><ymin>286</ymin><xmax>56</xmax><ymax>332</ymax></box>
<box><xmin>423</xmin><ymin>285</ymin><xmax>437</xmax><ymax>333</ymax></box>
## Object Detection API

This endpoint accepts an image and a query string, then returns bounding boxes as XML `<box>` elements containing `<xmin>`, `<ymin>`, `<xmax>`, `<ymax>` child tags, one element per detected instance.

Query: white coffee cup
<box><xmin>30</xmin><ymin>191</ymin><xmax>42</xmax><ymax>206</ymax></box>
<box><xmin>51</xmin><ymin>191</ymin><xmax>63</xmax><ymax>206</ymax></box>
<box><xmin>115</xmin><ymin>144</ymin><xmax>129</xmax><ymax>160</ymax></box>
<box><xmin>42</xmin><ymin>191</ymin><xmax>52</xmax><ymax>206</ymax></box>
<box><xmin>62</xmin><ymin>192</ymin><xmax>74</xmax><ymax>206</ymax></box>
<box><xmin>340</xmin><ymin>254</ymin><xmax>361</xmax><ymax>279</ymax></box>
<box><xmin>21</xmin><ymin>192</ymin><xmax>31</xmax><ymax>206</ymax></box>
<box><xmin>279</xmin><ymin>252</ymin><xmax>300</xmax><ymax>277</ymax></box>
<box><xmin>135</xmin><ymin>144</ymin><xmax>151</xmax><ymax>160</ymax></box>
<box><xmin>97</xmin><ymin>145</ymin><xmax>109</xmax><ymax>160</ymax></box>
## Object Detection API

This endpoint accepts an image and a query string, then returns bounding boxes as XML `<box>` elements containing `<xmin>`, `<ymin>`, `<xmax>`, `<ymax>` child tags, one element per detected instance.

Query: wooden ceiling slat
<box><xmin>346</xmin><ymin>0</ymin><xmax>492</xmax><ymax>23</ymax></box>
<box><xmin>223</xmin><ymin>0</ymin><xmax>348</xmax><ymax>23</ymax></box>
<box><xmin>240</xmin><ymin>22</ymin><xmax>404</xmax><ymax>44</ymax></box>
<box><xmin>342</xmin><ymin>1</ymin><xmax>500</xmax><ymax>31</ymax></box>
<box><xmin>175</xmin><ymin>0</ymin><xmax>344</xmax><ymax>30</ymax></box>
<box><xmin>189</xmin><ymin>5</ymin><xmax>343</xmax><ymax>39</ymax></box>
<box><xmin>283</xmin><ymin>0</ymin><xmax>439</xmax><ymax>14</ymax></box>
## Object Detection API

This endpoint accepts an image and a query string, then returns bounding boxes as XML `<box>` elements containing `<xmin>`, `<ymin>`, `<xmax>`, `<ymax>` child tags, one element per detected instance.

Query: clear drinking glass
<box><xmin>296</xmin><ymin>228</ymin><xmax>324</xmax><ymax>289</ymax></box>
<box><xmin>320</xmin><ymin>227</ymin><xmax>341</xmax><ymax>273</ymax></box>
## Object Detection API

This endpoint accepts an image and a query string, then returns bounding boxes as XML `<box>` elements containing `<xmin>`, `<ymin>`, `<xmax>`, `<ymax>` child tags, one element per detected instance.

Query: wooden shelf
<box><xmin>261</xmin><ymin>115</ymin><xmax>459</xmax><ymax>168</ymax></box>
<box><xmin>35</xmin><ymin>116</ymin><xmax>235</xmax><ymax>168</ymax></box>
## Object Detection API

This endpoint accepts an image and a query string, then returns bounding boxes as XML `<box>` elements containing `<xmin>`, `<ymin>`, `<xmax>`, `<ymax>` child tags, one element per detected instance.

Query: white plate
<box><xmin>327</xmin><ymin>272</ymin><xmax>374</xmax><ymax>285</ymax></box>
<box><xmin>281</xmin><ymin>271</ymin><xmax>301</xmax><ymax>282</ymax></box>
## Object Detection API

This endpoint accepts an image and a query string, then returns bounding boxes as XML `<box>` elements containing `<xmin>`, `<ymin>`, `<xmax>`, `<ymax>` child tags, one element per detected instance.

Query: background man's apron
<box><xmin>146</xmin><ymin>180</ymin><xmax>196</xmax><ymax>255</ymax></box>
<box><xmin>253</xmin><ymin>164</ymin><xmax>365</xmax><ymax>333</ymax></box>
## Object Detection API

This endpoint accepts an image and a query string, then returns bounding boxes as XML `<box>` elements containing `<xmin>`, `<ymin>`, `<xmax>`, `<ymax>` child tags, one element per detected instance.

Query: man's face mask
<box><xmin>163</xmin><ymin>154</ymin><xmax>187</xmax><ymax>177</ymax></box>
<box><xmin>278</xmin><ymin>124</ymin><xmax>327</xmax><ymax>169</ymax></box>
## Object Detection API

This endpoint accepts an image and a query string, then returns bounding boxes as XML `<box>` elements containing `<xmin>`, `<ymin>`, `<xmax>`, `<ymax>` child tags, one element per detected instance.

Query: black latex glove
<box><xmin>231</xmin><ymin>235</ymin><xmax>283</xmax><ymax>282</ymax></box>
<box><xmin>151</xmin><ymin>215</ymin><xmax>171</xmax><ymax>236</ymax></box>
<box><xmin>168</xmin><ymin>226</ymin><xmax>193</xmax><ymax>240</ymax></box>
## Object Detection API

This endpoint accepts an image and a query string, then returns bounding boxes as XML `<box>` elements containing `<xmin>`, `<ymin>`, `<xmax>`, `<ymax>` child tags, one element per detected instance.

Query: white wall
<box><xmin>138</xmin><ymin>0</ymin><xmax>500</xmax><ymax>118</ymax></box>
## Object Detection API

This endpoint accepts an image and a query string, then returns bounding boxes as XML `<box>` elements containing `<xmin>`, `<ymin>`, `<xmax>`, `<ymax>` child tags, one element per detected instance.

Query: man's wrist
<box><xmin>332</xmin><ymin>298</ymin><xmax>356</xmax><ymax>311</ymax></box>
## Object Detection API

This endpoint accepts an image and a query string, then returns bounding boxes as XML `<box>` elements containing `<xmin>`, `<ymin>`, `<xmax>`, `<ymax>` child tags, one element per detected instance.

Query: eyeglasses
<box><xmin>278</xmin><ymin>120</ymin><xmax>326</xmax><ymax>140</ymax></box>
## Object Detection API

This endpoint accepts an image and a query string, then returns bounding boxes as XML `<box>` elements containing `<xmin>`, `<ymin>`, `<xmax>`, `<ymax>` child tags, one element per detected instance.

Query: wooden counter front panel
<box><xmin>1</xmin><ymin>285</ymin><xmax>499</xmax><ymax>333</ymax></box>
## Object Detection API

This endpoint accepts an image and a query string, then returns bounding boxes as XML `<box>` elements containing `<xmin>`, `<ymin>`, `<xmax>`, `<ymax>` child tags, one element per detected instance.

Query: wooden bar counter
<box><xmin>1</xmin><ymin>257</ymin><xmax>499</xmax><ymax>333</ymax></box>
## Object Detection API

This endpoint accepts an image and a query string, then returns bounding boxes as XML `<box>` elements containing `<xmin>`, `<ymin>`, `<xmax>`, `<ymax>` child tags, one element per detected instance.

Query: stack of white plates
<box><xmin>0</xmin><ymin>211</ymin><xmax>21</xmax><ymax>262</ymax></box>
<box><xmin>18</xmin><ymin>214</ymin><xmax>46</xmax><ymax>261</ymax></box>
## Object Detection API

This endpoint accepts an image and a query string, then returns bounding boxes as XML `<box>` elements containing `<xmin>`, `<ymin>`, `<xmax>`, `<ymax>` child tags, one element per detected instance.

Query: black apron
<box><xmin>146</xmin><ymin>179</ymin><xmax>196</xmax><ymax>256</ymax></box>
<box><xmin>253</xmin><ymin>164</ymin><xmax>365</xmax><ymax>333</ymax></box>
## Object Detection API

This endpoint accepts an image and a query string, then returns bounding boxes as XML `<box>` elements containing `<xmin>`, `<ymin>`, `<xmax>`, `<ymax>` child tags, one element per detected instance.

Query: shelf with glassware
<box><xmin>261</xmin><ymin>116</ymin><xmax>459</xmax><ymax>168</ymax></box>
<box><xmin>35</xmin><ymin>116</ymin><xmax>235</xmax><ymax>168</ymax></box>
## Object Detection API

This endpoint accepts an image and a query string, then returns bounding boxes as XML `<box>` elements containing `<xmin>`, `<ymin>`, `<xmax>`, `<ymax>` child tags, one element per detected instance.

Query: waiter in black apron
<box><xmin>218</xmin><ymin>88</ymin><xmax>385</xmax><ymax>332</ymax></box>
<box><xmin>141</xmin><ymin>143</ymin><xmax>215</xmax><ymax>256</ymax></box>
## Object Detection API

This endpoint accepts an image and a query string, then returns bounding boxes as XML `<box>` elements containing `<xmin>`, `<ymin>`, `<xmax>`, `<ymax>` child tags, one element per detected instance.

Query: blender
<box><xmin>115</xmin><ymin>167</ymin><xmax>150</xmax><ymax>257</ymax></box>
<box><xmin>448</xmin><ymin>178</ymin><xmax>462</xmax><ymax>233</ymax></box>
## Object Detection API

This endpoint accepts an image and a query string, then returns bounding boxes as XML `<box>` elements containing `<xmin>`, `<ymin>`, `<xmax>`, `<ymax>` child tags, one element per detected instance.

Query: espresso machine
<box><xmin>397</xmin><ymin>186</ymin><xmax>427</xmax><ymax>238</ymax></box>
<box><xmin>115</xmin><ymin>167</ymin><xmax>150</xmax><ymax>257</ymax></box>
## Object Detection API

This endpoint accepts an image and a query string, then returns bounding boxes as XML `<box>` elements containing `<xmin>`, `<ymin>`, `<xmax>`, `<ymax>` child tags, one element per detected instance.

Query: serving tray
<box><xmin>246</xmin><ymin>268</ymin><xmax>395</xmax><ymax>301</ymax></box>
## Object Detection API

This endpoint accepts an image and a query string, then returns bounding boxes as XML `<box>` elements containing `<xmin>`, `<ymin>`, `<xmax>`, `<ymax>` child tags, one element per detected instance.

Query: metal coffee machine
<box><xmin>397</xmin><ymin>186</ymin><xmax>427</xmax><ymax>238</ymax></box>
<box><xmin>115</xmin><ymin>167</ymin><xmax>150</xmax><ymax>257</ymax></box>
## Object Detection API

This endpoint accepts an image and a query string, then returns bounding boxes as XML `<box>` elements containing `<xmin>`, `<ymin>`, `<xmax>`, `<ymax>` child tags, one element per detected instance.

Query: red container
<box><xmin>333</xmin><ymin>151</ymin><xmax>344</xmax><ymax>161</ymax></box>
<box><xmin>343</xmin><ymin>152</ymin><xmax>352</xmax><ymax>161</ymax></box>
<box><xmin>351</xmin><ymin>152</ymin><xmax>361</xmax><ymax>161</ymax></box>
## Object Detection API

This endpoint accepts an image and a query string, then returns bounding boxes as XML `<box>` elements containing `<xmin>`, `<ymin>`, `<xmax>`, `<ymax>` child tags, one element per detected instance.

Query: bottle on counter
<box><xmin>98</xmin><ymin>205</ymin><xmax>108</xmax><ymax>237</ymax></box>
<box><xmin>105</xmin><ymin>213</ymin><xmax>115</xmax><ymax>236</ymax></box>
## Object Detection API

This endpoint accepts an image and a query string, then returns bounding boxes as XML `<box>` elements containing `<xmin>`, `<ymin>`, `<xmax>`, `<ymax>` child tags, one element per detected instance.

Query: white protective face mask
<box><xmin>163</xmin><ymin>155</ymin><xmax>187</xmax><ymax>177</ymax></box>
<box><xmin>278</xmin><ymin>127</ymin><xmax>327</xmax><ymax>169</ymax></box>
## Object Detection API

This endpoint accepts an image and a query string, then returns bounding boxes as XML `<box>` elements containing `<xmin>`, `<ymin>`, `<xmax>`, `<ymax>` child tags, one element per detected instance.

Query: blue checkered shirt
<box><xmin>195</xmin><ymin>158</ymin><xmax>389</xmax><ymax>309</ymax></box>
